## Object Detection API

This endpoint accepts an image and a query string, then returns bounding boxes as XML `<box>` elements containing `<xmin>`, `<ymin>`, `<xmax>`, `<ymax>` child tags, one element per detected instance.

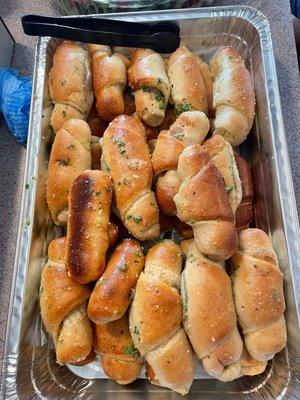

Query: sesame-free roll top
<box><xmin>129</xmin><ymin>240</ymin><xmax>194</xmax><ymax>395</ymax></box>
<box><xmin>40</xmin><ymin>237</ymin><xmax>92</xmax><ymax>365</ymax></box>
<box><xmin>49</xmin><ymin>41</ymin><xmax>93</xmax><ymax>132</ymax></box>
<box><xmin>88</xmin><ymin>44</ymin><xmax>127</xmax><ymax>121</ymax></box>
<box><xmin>174</xmin><ymin>144</ymin><xmax>238</xmax><ymax>260</ymax></box>
<box><xmin>210</xmin><ymin>47</ymin><xmax>255</xmax><ymax>146</ymax></box>
<box><xmin>46</xmin><ymin>119</ymin><xmax>91</xmax><ymax>225</ymax></box>
<box><xmin>128</xmin><ymin>48</ymin><xmax>170</xmax><ymax>127</ymax></box>
<box><xmin>101</xmin><ymin>115</ymin><xmax>160</xmax><ymax>240</ymax></box>
<box><xmin>231</xmin><ymin>228</ymin><xmax>287</xmax><ymax>361</ymax></box>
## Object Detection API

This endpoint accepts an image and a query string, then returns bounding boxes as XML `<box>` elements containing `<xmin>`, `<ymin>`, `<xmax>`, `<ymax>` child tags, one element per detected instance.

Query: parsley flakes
<box><xmin>174</xmin><ymin>103</ymin><xmax>192</xmax><ymax>115</ymax></box>
<box><xmin>124</xmin><ymin>344</ymin><xmax>140</xmax><ymax>358</ymax></box>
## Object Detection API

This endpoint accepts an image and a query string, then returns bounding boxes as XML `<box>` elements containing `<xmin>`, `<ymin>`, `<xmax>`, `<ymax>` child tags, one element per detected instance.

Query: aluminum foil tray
<box><xmin>2</xmin><ymin>6</ymin><xmax>300</xmax><ymax>399</ymax></box>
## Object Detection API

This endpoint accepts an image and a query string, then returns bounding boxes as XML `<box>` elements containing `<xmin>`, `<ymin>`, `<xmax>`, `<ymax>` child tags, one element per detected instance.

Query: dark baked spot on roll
<box><xmin>68</xmin><ymin>173</ymin><xmax>94</xmax><ymax>279</ymax></box>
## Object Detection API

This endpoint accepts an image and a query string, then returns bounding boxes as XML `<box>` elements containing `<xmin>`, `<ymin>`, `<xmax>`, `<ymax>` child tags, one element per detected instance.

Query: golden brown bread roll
<box><xmin>203</xmin><ymin>135</ymin><xmax>242</xmax><ymax>215</ymax></box>
<box><xmin>231</xmin><ymin>228</ymin><xmax>287</xmax><ymax>361</ymax></box>
<box><xmin>174</xmin><ymin>144</ymin><xmax>238</xmax><ymax>260</ymax></box>
<box><xmin>130</xmin><ymin>240</ymin><xmax>194</xmax><ymax>395</ymax></box>
<box><xmin>49</xmin><ymin>41</ymin><xmax>93</xmax><ymax>132</ymax></box>
<box><xmin>101</xmin><ymin>115</ymin><xmax>160</xmax><ymax>240</ymax></box>
<box><xmin>128</xmin><ymin>48</ymin><xmax>170</xmax><ymax>127</ymax></box>
<box><xmin>40</xmin><ymin>237</ymin><xmax>93</xmax><ymax>365</ymax></box>
<box><xmin>94</xmin><ymin>313</ymin><xmax>143</xmax><ymax>385</ymax></box>
<box><xmin>66</xmin><ymin>170</ymin><xmax>113</xmax><ymax>284</ymax></box>
<box><xmin>234</xmin><ymin>153</ymin><xmax>254</xmax><ymax>231</ymax></box>
<box><xmin>46</xmin><ymin>119</ymin><xmax>91</xmax><ymax>225</ymax></box>
<box><xmin>88</xmin><ymin>44</ymin><xmax>127</xmax><ymax>121</ymax></box>
<box><xmin>152</xmin><ymin>111</ymin><xmax>210</xmax><ymax>216</ymax></box>
<box><xmin>210</xmin><ymin>47</ymin><xmax>255</xmax><ymax>146</ymax></box>
<box><xmin>181</xmin><ymin>241</ymin><xmax>243</xmax><ymax>381</ymax></box>
<box><xmin>167</xmin><ymin>46</ymin><xmax>208</xmax><ymax>115</ymax></box>
<box><xmin>88</xmin><ymin>239</ymin><xmax>144</xmax><ymax>324</ymax></box>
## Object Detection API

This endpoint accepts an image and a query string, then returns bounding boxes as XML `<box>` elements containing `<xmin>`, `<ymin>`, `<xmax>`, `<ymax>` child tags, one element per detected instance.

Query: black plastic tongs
<box><xmin>22</xmin><ymin>14</ymin><xmax>180</xmax><ymax>53</ymax></box>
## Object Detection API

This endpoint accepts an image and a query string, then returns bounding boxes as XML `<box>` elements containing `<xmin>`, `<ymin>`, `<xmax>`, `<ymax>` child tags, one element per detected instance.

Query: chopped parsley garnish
<box><xmin>25</xmin><ymin>183</ymin><xmax>30</xmax><ymax>190</ymax></box>
<box><xmin>127</xmin><ymin>214</ymin><xmax>143</xmax><ymax>224</ymax></box>
<box><xmin>174</xmin><ymin>103</ymin><xmax>192</xmax><ymax>115</ymax></box>
<box><xmin>142</xmin><ymin>86</ymin><xmax>151</xmax><ymax>93</ymax></box>
<box><xmin>272</xmin><ymin>289</ymin><xmax>280</xmax><ymax>300</ymax></box>
<box><xmin>154</xmin><ymin>90</ymin><xmax>166</xmax><ymax>110</ymax></box>
<box><xmin>154</xmin><ymin>90</ymin><xmax>164</xmax><ymax>103</ymax></box>
<box><xmin>182</xmin><ymin>300</ymin><xmax>188</xmax><ymax>314</ymax></box>
<box><xmin>226</xmin><ymin>186</ymin><xmax>233</xmax><ymax>194</ymax></box>
<box><xmin>102</xmin><ymin>163</ymin><xmax>110</xmax><ymax>172</ymax></box>
<box><xmin>124</xmin><ymin>344</ymin><xmax>140</xmax><ymax>358</ymax></box>
<box><xmin>68</xmin><ymin>143</ymin><xmax>76</xmax><ymax>149</ymax></box>
<box><xmin>113</xmin><ymin>137</ymin><xmax>126</xmax><ymax>156</ymax></box>
<box><xmin>158</xmin><ymin>100</ymin><xmax>167</xmax><ymax>110</ymax></box>
<box><xmin>157</xmin><ymin>78</ymin><xmax>162</xmax><ymax>84</ymax></box>
<box><xmin>173</xmin><ymin>131</ymin><xmax>185</xmax><ymax>140</ymax></box>
<box><xmin>134</xmin><ymin>326</ymin><xmax>140</xmax><ymax>335</ymax></box>
<box><xmin>189</xmin><ymin>220</ymin><xmax>197</xmax><ymax>225</ymax></box>
<box><xmin>62</xmin><ymin>110</ymin><xmax>67</xmax><ymax>117</ymax></box>
<box><xmin>119</xmin><ymin>263</ymin><xmax>128</xmax><ymax>272</ymax></box>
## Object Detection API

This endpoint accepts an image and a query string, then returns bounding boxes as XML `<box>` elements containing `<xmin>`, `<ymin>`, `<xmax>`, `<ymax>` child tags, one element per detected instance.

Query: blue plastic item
<box><xmin>0</xmin><ymin>68</ymin><xmax>32</xmax><ymax>146</ymax></box>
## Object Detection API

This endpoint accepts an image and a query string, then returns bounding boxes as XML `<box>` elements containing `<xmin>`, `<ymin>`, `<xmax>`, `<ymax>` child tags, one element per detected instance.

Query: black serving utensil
<box><xmin>22</xmin><ymin>14</ymin><xmax>180</xmax><ymax>53</ymax></box>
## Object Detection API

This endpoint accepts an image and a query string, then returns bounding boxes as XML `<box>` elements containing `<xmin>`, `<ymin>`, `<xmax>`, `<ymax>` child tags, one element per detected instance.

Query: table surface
<box><xmin>0</xmin><ymin>0</ymin><xmax>300</xmax><ymax>388</ymax></box>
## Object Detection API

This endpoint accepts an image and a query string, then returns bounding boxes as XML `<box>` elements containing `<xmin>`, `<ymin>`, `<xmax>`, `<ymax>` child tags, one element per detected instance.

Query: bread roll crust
<box><xmin>231</xmin><ymin>228</ymin><xmax>287</xmax><ymax>361</ymax></box>
<box><xmin>46</xmin><ymin>119</ymin><xmax>91</xmax><ymax>225</ymax></box>
<box><xmin>174</xmin><ymin>144</ymin><xmax>238</xmax><ymax>260</ymax></box>
<box><xmin>204</xmin><ymin>135</ymin><xmax>242</xmax><ymax>215</ymax></box>
<box><xmin>128</xmin><ymin>48</ymin><xmax>170</xmax><ymax>127</ymax></box>
<box><xmin>146</xmin><ymin>329</ymin><xmax>194</xmax><ymax>395</ymax></box>
<box><xmin>94</xmin><ymin>314</ymin><xmax>143</xmax><ymax>384</ymax></box>
<box><xmin>130</xmin><ymin>240</ymin><xmax>194</xmax><ymax>394</ymax></box>
<box><xmin>88</xmin><ymin>239</ymin><xmax>145</xmax><ymax>324</ymax></box>
<box><xmin>152</xmin><ymin>111</ymin><xmax>210</xmax><ymax>216</ymax></box>
<box><xmin>101</xmin><ymin>115</ymin><xmax>160</xmax><ymax>240</ymax></box>
<box><xmin>167</xmin><ymin>46</ymin><xmax>208</xmax><ymax>114</ymax></box>
<box><xmin>181</xmin><ymin>242</ymin><xmax>243</xmax><ymax>381</ymax></box>
<box><xmin>40</xmin><ymin>237</ymin><xmax>92</xmax><ymax>365</ymax></box>
<box><xmin>210</xmin><ymin>47</ymin><xmax>255</xmax><ymax>146</ymax></box>
<box><xmin>49</xmin><ymin>41</ymin><xmax>93</xmax><ymax>132</ymax></box>
<box><xmin>66</xmin><ymin>170</ymin><xmax>113</xmax><ymax>283</ymax></box>
<box><xmin>88</xmin><ymin>44</ymin><xmax>127</xmax><ymax>121</ymax></box>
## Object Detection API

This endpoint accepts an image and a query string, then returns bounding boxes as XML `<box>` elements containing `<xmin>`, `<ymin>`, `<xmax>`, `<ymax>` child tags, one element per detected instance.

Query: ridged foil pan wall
<box><xmin>1</xmin><ymin>6</ymin><xmax>300</xmax><ymax>399</ymax></box>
